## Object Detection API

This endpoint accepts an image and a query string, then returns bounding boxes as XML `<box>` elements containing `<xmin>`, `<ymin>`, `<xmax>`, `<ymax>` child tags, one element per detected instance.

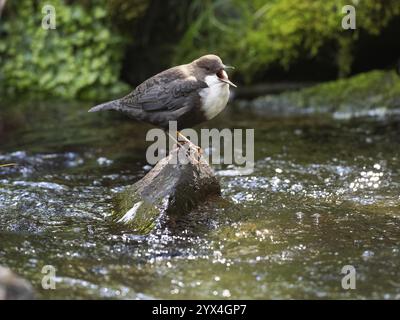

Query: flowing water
<box><xmin>0</xmin><ymin>101</ymin><xmax>399</xmax><ymax>299</ymax></box>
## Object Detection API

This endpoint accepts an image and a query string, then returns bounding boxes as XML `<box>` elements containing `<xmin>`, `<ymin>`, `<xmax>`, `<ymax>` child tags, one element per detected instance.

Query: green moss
<box><xmin>111</xmin><ymin>185</ymin><xmax>162</xmax><ymax>234</ymax></box>
<box><xmin>291</xmin><ymin>70</ymin><xmax>400</xmax><ymax>111</ymax></box>
<box><xmin>247</xmin><ymin>70</ymin><xmax>400</xmax><ymax>114</ymax></box>
<box><xmin>247</xmin><ymin>70</ymin><xmax>400</xmax><ymax>113</ymax></box>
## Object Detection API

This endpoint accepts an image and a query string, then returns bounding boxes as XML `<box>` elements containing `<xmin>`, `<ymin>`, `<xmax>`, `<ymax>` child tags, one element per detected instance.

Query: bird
<box><xmin>88</xmin><ymin>54</ymin><xmax>236</xmax><ymax>146</ymax></box>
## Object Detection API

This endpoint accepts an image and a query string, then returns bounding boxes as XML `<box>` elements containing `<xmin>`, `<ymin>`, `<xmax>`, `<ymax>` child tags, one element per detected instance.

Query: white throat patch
<box><xmin>199</xmin><ymin>74</ymin><xmax>230</xmax><ymax>120</ymax></box>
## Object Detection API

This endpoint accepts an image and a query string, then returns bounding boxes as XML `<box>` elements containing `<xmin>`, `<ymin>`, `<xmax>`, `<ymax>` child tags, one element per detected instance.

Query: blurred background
<box><xmin>1</xmin><ymin>0</ymin><xmax>400</xmax><ymax>101</ymax></box>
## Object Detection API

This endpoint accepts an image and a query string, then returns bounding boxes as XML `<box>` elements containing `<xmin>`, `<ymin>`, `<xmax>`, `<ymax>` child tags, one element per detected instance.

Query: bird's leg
<box><xmin>166</xmin><ymin>131</ymin><xmax>181</xmax><ymax>149</ymax></box>
<box><xmin>177</xmin><ymin>131</ymin><xmax>203</xmax><ymax>156</ymax></box>
<box><xmin>176</xmin><ymin>131</ymin><xmax>204</xmax><ymax>164</ymax></box>
<box><xmin>167</xmin><ymin>131</ymin><xmax>199</xmax><ymax>164</ymax></box>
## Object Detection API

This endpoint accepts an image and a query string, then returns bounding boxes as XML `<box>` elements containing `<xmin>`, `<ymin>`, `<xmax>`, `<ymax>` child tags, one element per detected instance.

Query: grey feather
<box><xmin>118</xmin><ymin>67</ymin><xmax>208</xmax><ymax>113</ymax></box>
<box><xmin>88</xmin><ymin>100</ymin><xmax>120</xmax><ymax>113</ymax></box>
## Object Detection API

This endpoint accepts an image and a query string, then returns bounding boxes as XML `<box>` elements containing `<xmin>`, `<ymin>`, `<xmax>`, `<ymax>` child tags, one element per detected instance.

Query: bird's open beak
<box><xmin>220</xmin><ymin>67</ymin><xmax>237</xmax><ymax>87</ymax></box>
<box><xmin>220</xmin><ymin>78</ymin><xmax>237</xmax><ymax>87</ymax></box>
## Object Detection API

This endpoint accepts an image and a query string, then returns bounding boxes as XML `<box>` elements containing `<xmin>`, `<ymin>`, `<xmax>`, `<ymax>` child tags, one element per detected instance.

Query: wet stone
<box><xmin>112</xmin><ymin>145</ymin><xmax>221</xmax><ymax>234</ymax></box>
<box><xmin>0</xmin><ymin>266</ymin><xmax>35</xmax><ymax>300</ymax></box>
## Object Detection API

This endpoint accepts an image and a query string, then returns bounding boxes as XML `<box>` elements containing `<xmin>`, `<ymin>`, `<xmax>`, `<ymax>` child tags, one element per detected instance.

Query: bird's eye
<box><xmin>217</xmin><ymin>69</ymin><xmax>225</xmax><ymax>79</ymax></box>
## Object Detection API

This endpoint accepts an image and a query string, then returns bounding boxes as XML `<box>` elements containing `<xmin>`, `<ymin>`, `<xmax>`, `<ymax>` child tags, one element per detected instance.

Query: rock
<box><xmin>237</xmin><ymin>70</ymin><xmax>400</xmax><ymax>117</ymax></box>
<box><xmin>234</xmin><ymin>81</ymin><xmax>316</xmax><ymax>99</ymax></box>
<box><xmin>112</xmin><ymin>144</ymin><xmax>221</xmax><ymax>234</ymax></box>
<box><xmin>0</xmin><ymin>266</ymin><xmax>35</xmax><ymax>300</ymax></box>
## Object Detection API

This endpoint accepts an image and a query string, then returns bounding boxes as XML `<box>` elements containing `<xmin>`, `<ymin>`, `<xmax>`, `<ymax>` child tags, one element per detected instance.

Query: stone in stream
<box><xmin>236</xmin><ymin>70</ymin><xmax>400</xmax><ymax>116</ymax></box>
<box><xmin>112</xmin><ymin>145</ymin><xmax>221</xmax><ymax>234</ymax></box>
<box><xmin>0</xmin><ymin>266</ymin><xmax>35</xmax><ymax>300</ymax></box>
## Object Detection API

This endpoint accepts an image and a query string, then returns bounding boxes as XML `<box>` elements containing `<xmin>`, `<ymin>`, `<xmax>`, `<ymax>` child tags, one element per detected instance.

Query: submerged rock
<box><xmin>112</xmin><ymin>145</ymin><xmax>221</xmax><ymax>234</ymax></box>
<box><xmin>0</xmin><ymin>266</ymin><xmax>35</xmax><ymax>300</ymax></box>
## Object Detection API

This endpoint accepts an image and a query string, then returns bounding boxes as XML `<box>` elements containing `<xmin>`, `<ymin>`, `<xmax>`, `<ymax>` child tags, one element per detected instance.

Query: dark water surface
<box><xmin>0</xmin><ymin>102</ymin><xmax>399</xmax><ymax>299</ymax></box>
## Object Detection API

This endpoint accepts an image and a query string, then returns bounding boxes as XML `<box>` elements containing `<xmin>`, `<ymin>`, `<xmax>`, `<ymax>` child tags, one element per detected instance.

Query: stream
<box><xmin>0</xmin><ymin>101</ymin><xmax>399</xmax><ymax>299</ymax></box>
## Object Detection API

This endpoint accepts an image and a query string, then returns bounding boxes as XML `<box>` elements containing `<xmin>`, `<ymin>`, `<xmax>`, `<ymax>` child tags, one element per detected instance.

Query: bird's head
<box><xmin>192</xmin><ymin>54</ymin><xmax>237</xmax><ymax>87</ymax></box>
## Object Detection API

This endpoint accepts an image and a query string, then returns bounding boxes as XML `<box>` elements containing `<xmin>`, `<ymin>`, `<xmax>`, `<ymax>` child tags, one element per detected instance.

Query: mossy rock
<box><xmin>112</xmin><ymin>146</ymin><xmax>221</xmax><ymax>234</ymax></box>
<box><xmin>239</xmin><ymin>70</ymin><xmax>400</xmax><ymax>116</ymax></box>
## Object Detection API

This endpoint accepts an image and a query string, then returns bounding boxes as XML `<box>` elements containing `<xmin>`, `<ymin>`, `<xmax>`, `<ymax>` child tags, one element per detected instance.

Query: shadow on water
<box><xmin>0</xmin><ymin>101</ymin><xmax>399</xmax><ymax>299</ymax></box>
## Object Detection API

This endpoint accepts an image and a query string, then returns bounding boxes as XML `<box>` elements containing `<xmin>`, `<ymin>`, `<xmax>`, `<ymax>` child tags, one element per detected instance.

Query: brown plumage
<box><xmin>89</xmin><ymin>54</ymin><xmax>236</xmax><ymax>130</ymax></box>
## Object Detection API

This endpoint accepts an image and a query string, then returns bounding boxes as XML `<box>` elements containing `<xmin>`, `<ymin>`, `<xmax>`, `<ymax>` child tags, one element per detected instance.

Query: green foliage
<box><xmin>174</xmin><ymin>0</ymin><xmax>400</xmax><ymax>81</ymax></box>
<box><xmin>1</xmin><ymin>0</ymin><xmax>399</xmax><ymax>100</ymax></box>
<box><xmin>106</xmin><ymin>0</ymin><xmax>149</xmax><ymax>29</ymax></box>
<box><xmin>0</xmin><ymin>0</ymin><xmax>130</xmax><ymax>100</ymax></box>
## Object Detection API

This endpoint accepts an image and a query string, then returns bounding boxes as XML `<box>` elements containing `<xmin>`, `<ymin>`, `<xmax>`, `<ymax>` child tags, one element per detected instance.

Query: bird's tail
<box><xmin>88</xmin><ymin>100</ymin><xmax>120</xmax><ymax>113</ymax></box>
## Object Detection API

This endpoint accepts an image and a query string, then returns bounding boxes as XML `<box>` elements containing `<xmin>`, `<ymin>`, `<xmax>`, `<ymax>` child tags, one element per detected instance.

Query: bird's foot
<box><xmin>177</xmin><ymin>132</ymin><xmax>202</xmax><ymax>164</ymax></box>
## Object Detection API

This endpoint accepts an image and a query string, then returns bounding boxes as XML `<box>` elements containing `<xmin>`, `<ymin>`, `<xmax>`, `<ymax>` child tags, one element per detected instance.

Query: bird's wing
<box><xmin>119</xmin><ymin>69</ymin><xmax>208</xmax><ymax>112</ymax></box>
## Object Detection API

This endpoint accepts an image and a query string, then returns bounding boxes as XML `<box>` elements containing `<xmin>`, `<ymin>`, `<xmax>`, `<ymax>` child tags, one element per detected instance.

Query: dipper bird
<box><xmin>88</xmin><ymin>54</ymin><xmax>236</xmax><ymax>133</ymax></box>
